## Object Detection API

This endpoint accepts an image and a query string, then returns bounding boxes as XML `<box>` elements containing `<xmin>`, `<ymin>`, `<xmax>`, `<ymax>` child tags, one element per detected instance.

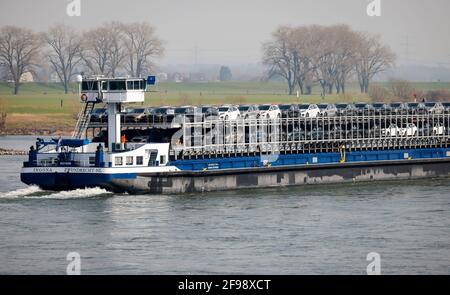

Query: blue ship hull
<box><xmin>169</xmin><ymin>148</ymin><xmax>449</xmax><ymax>171</ymax></box>
<box><xmin>21</xmin><ymin>171</ymin><xmax>136</xmax><ymax>191</ymax></box>
<box><xmin>21</xmin><ymin>147</ymin><xmax>450</xmax><ymax>193</ymax></box>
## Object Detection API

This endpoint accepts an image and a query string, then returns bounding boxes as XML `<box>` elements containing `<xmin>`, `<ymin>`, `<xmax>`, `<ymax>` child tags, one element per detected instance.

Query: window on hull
<box><xmin>126</xmin><ymin>156</ymin><xmax>133</xmax><ymax>166</ymax></box>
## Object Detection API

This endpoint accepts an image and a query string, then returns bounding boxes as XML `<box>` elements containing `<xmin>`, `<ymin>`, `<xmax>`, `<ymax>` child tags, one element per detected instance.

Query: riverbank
<box><xmin>0</xmin><ymin>128</ymin><xmax>72</xmax><ymax>136</ymax></box>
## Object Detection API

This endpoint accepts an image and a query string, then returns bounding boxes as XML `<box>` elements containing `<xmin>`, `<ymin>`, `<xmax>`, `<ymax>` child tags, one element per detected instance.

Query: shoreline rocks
<box><xmin>0</xmin><ymin>148</ymin><xmax>28</xmax><ymax>156</ymax></box>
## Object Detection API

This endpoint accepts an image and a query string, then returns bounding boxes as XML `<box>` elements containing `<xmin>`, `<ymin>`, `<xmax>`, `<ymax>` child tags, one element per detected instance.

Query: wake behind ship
<box><xmin>21</xmin><ymin>76</ymin><xmax>450</xmax><ymax>193</ymax></box>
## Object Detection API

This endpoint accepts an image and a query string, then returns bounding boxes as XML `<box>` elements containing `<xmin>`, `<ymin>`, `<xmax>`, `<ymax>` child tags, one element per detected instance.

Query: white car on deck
<box><xmin>400</xmin><ymin>123</ymin><xmax>418</xmax><ymax>136</ymax></box>
<box><xmin>433</xmin><ymin>124</ymin><xmax>445</xmax><ymax>135</ymax></box>
<box><xmin>218</xmin><ymin>105</ymin><xmax>240</xmax><ymax>120</ymax></box>
<box><xmin>382</xmin><ymin>124</ymin><xmax>401</xmax><ymax>137</ymax></box>
<box><xmin>257</xmin><ymin>104</ymin><xmax>281</xmax><ymax>119</ymax></box>
<box><xmin>299</xmin><ymin>104</ymin><xmax>320</xmax><ymax>118</ymax></box>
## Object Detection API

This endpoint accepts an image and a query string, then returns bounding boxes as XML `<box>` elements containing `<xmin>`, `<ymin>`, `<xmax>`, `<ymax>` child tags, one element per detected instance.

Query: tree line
<box><xmin>0</xmin><ymin>22</ymin><xmax>164</xmax><ymax>94</ymax></box>
<box><xmin>262</xmin><ymin>24</ymin><xmax>396</xmax><ymax>96</ymax></box>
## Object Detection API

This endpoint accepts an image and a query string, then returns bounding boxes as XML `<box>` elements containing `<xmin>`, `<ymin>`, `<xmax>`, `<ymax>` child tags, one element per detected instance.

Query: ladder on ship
<box><xmin>72</xmin><ymin>102</ymin><xmax>96</xmax><ymax>139</ymax></box>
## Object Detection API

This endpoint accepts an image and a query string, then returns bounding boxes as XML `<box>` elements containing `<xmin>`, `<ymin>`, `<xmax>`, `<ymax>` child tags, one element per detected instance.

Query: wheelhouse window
<box><xmin>136</xmin><ymin>156</ymin><xmax>143</xmax><ymax>165</ymax></box>
<box><xmin>125</xmin><ymin>80</ymin><xmax>145</xmax><ymax>90</ymax></box>
<box><xmin>115</xmin><ymin>156</ymin><xmax>123</xmax><ymax>166</ymax></box>
<box><xmin>109</xmin><ymin>80</ymin><xmax>126</xmax><ymax>91</ymax></box>
<box><xmin>81</xmin><ymin>81</ymin><xmax>99</xmax><ymax>91</ymax></box>
<box><xmin>127</xmin><ymin>81</ymin><xmax>134</xmax><ymax>90</ymax></box>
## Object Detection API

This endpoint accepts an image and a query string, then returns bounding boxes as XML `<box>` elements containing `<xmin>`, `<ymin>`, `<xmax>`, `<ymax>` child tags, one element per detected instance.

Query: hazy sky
<box><xmin>1</xmin><ymin>0</ymin><xmax>449</xmax><ymax>67</ymax></box>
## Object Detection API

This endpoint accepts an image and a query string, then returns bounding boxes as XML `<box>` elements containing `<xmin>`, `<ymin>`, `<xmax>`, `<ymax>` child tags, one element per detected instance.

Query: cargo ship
<box><xmin>20</xmin><ymin>76</ymin><xmax>450</xmax><ymax>193</ymax></box>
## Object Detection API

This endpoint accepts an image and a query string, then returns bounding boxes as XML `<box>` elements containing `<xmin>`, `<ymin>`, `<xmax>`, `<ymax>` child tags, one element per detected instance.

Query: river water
<box><xmin>0</xmin><ymin>136</ymin><xmax>449</xmax><ymax>274</ymax></box>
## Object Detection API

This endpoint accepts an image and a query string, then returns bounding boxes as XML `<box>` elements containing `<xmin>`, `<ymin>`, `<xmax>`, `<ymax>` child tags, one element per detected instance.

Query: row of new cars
<box><xmin>89</xmin><ymin>101</ymin><xmax>450</xmax><ymax>123</ymax></box>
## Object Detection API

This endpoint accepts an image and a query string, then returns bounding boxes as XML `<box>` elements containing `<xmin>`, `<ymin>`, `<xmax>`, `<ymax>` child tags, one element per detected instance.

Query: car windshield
<box><xmin>318</xmin><ymin>104</ymin><xmax>327</xmax><ymax>109</ymax></box>
<box><xmin>259</xmin><ymin>105</ymin><xmax>271</xmax><ymax>110</ymax></box>
<box><xmin>153</xmin><ymin>108</ymin><xmax>167</xmax><ymax>113</ymax></box>
<box><xmin>239</xmin><ymin>106</ymin><xmax>250</xmax><ymax>111</ymax></box>
<box><xmin>425</xmin><ymin>103</ymin><xmax>435</xmax><ymax>107</ymax></box>
<box><xmin>93</xmin><ymin>109</ymin><xmax>105</xmax><ymax>113</ymax></box>
<box><xmin>218</xmin><ymin>107</ymin><xmax>230</xmax><ymax>112</ymax></box>
<box><xmin>373</xmin><ymin>104</ymin><xmax>384</xmax><ymax>108</ymax></box>
<box><xmin>408</xmin><ymin>103</ymin><xmax>418</xmax><ymax>107</ymax></box>
<box><xmin>299</xmin><ymin>105</ymin><xmax>309</xmax><ymax>109</ymax></box>
<box><xmin>175</xmin><ymin>108</ymin><xmax>188</xmax><ymax>114</ymax></box>
<box><xmin>336</xmin><ymin>104</ymin><xmax>347</xmax><ymax>109</ymax></box>
<box><xmin>390</xmin><ymin>103</ymin><xmax>401</xmax><ymax>107</ymax></box>
<box><xmin>278</xmin><ymin>105</ymin><xmax>291</xmax><ymax>110</ymax></box>
<box><xmin>355</xmin><ymin>104</ymin><xmax>367</xmax><ymax>108</ymax></box>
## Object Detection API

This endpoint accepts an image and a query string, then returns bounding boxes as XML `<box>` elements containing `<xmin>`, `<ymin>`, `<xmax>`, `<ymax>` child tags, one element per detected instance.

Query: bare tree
<box><xmin>0</xmin><ymin>26</ymin><xmax>41</xmax><ymax>94</ymax></box>
<box><xmin>263</xmin><ymin>24</ymin><xmax>395</xmax><ymax>96</ymax></box>
<box><xmin>122</xmin><ymin>22</ymin><xmax>164</xmax><ymax>77</ymax></box>
<box><xmin>332</xmin><ymin>25</ymin><xmax>359</xmax><ymax>94</ymax></box>
<box><xmin>354</xmin><ymin>33</ymin><xmax>396</xmax><ymax>93</ymax></box>
<box><xmin>82</xmin><ymin>22</ymin><xmax>126</xmax><ymax>77</ymax></box>
<box><xmin>108</xmin><ymin>22</ymin><xmax>127</xmax><ymax>77</ymax></box>
<box><xmin>290</xmin><ymin>26</ymin><xmax>317</xmax><ymax>95</ymax></box>
<box><xmin>312</xmin><ymin>25</ymin><xmax>336</xmax><ymax>96</ymax></box>
<box><xmin>81</xmin><ymin>26</ymin><xmax>110</xmax><ymax>76</ymax></box>
<box><xmin>44</xmin><ymin>24</ymin><xmax>83</xmax><ymax>94</ymax></box>
<box><xmin>262</xmin><ymin>26</ymin><xmax>296</xmax><ymax>95</ymax></box>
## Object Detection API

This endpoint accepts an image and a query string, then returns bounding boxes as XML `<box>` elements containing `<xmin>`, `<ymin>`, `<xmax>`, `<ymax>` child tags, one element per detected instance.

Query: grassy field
<box><xmin>1</xmin><ymin>81</ymin><xmax>450</xmax><ymax>134</ymax></box>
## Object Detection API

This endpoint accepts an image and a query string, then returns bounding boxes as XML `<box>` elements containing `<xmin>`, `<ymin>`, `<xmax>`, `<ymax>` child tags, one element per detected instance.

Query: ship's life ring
<box><xmin>80</xmin><ymin>94</ymin><xmax>87</xmax><ymax>102</ymax></box>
